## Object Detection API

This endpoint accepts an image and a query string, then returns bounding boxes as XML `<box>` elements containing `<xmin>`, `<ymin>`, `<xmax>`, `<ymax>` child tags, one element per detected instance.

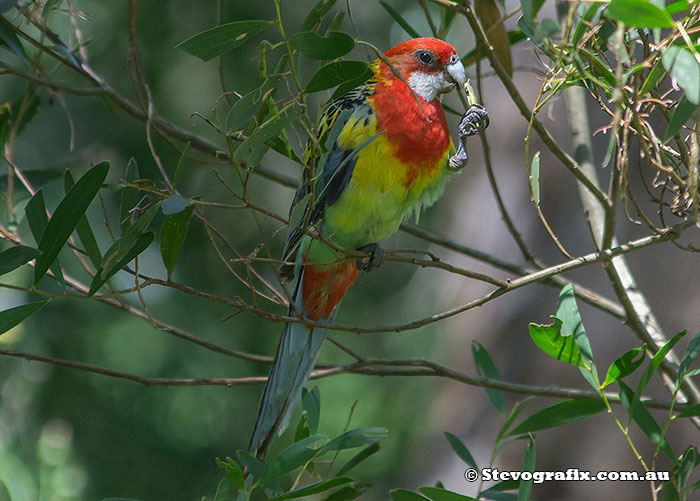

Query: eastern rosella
<box><xmin>249</xmin><ymin>37</ymin><xmax>489</xmax><ymax>458</ymax></box>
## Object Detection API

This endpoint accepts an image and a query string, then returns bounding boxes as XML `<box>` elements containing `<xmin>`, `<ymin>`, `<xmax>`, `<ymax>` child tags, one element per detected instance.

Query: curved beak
<box><xmin>439</xmin><ymin>59</ymin><xmax>466</xmax><ymax>95</ymax></box>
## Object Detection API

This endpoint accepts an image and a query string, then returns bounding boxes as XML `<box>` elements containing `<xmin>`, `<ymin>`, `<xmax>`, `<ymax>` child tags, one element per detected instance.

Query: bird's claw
<box><xmin>448</xmin><ymin>104</ymin><xmax>490</xmax><ymax>171</ymax></box>
<box><xmin>356</xmin><ymin>243</ymin><xmax>384</xmax><ymax>272</ymax></box>
<box><xmin>458</xmin><ymin>104</ymin><xmax>490</xmax><ymax>137</ymax></box>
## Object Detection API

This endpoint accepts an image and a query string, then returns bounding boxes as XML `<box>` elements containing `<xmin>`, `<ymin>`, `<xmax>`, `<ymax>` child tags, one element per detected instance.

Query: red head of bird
<box><xmin>383</xmin><ymin>37</ymin><xmax>466</xmax><ymax>103</ymax></box>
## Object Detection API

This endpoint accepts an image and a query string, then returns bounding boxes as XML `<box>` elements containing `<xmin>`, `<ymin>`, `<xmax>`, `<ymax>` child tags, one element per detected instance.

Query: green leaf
<box><xmin>666</xmin><ymin>0</ymin><xmax>692</xmax><ymax>15</ymax></box>
<box><xmin>663</xmin><ymin>46</ymin><xmax>700</xmax><ymax>104</ymax></box>
<box><xmin>160</xmin><ymin>204</ymin><xmax>194</xmax><ymax>280</ymax></box>
<box><xmin>236</xmin><ymin>449</ymin><xmax>267</xmax><ymax>482</ymax></box>
<box><xmin>496</xmin><ymin>398</ymin><xmax>534</xmax><ymax>443</ymax></box>
<box><xmin>632</xmin><ymin>330</ymin><xmax>687</xmax><ymax>420</ymax></box>
<box><xmin>508</xmin><ymin>399</ymin><xmax>606</xmax><ymax>435</ymax></box>
<box><xmin>25</xmin><ymin>190</ymin><xmax>64</xmax><ymax>286</ymax></box>
<box><xmin>602</xmin><ymin>344</ymin><xmax>646</xmax><ymax>387</ymax></box>
<box><xmin>0</xmin><ymin>18</ymin><xmax>26</xmax><ymax>60</ymax></box>
<box><xmin>618</xmin><ymin>381</ymin><xmax>675</xmax><ymax>460</ymax></box>
<box><xmin>232</xmin><ymin>114</ymin><xmax>296</xmax><ymax>166</ymax></box>
<box><xmin>390</xmin><ymin>490</ymin><xmax>430</xmax><ymax>501</ymax></box>
<box><xmin>322</xmin><ymin>427</ymin><xmax>387</xmax><ymax>452</ymax></box>
<box><xmin>213</xmin><ymin>476</ymin><xmax>230</xmax><ymax>501</ymax></box>
<box><xmin>88</xmin><ymin>232</ymin><xmax>154</xmax><ymax>296</ymax></box>
<box><xmin>0</xmin><ymin>245</ymin><xmax>40</xmax><ymax>276</ymax></box>
<box><xmin>336</xmin><ymin>443</ymin><xmax>381</xmax><ymax>476</ymax></box>
<box><xmin>444</xmin><ymin>431</ymin><xmax>477</xmax><ymax>469</ymax></box>
<box><xmin>104</xmin><ymin>203</ymin><xmax>160</xmax><ymax>276</ymax></box>
<box><xmin>418</xmin><ymin>487</ymin><xmax>477</xmax><ymax>500</ymax></box>
<box><xmin>606</xmin><ymin>0</ymin><xmax>673</xmax><ymax>28</ymax></box>
<box><xmin>34</xmin><ymin>162</ymin><xmax>109</xmax><ymax>286</ymax></box>
<box><xmin>272</xmin><ymin>477</ymin><xmax>354</xmax><ymax>500</ymax></box>
<box><xmin>225</xmin><ymin>76</ymin><xmax>282</xmax><ymax>132</ymax></box>
<box><xmin>162</xmin><ymin>194</ymin><xmax>190</xmax><ymax>215</ymax></box>
<box><xmin>306</xmin><ymin>61</ymin><xmax>370</xmax><ymax>93</ymax></box>
<box><xmin>556</xmin><ymin>284</ymin><xmax>593</xmax><ymax>365</ymax></box>
<box><xmin>324</xmin><ymin>482</ymin><xmax>371</xmax><ymax>501</ymax></box>
<box><xmin>472</xmin><ymin>341</ymin><xmax>505</xmax><ymax>413</ymax></box>
<box><xmin>254</xmin><ymin>435</ymin><xmax>326</xmax><ymax>488</ymax></box>
<box><xmin>64</xmin><ymin>170</ymin><xmax>102</xmax><ymax>270</ymax></box>
<box><xmin>177</xmin><ymin>20</ymin><xmax>274</xmax><ymax>61</ymax></box>
<box><xmin>290</xmin><ymin>31</ymin><xmax>355</xmax><ymax>60</ymax></box>
<box><xmin>0</xmin><ymin>299</ymin><xmax>49</xmax><ymax>335</ymax></box>
<box><xmin>379</xmin><ymin>1</ymin><xmax>422</xmax><ymax>38</ymax></box>
<box><xmin>517</xmin><ymin>437</ymin><xmax>535</xmax><ymax>501</ymax></box>
<box><xmin>529</xmin><ymin>318</ymin><xmax>584</xmax><ymax>367</ymax></box>
<box><xmin>665</xmin><ymin>97</ymin><xmax>697</xmax><ymax>143</ymax></box>
<box><xmin>301</xmin><ymin>386</ymin><xmax>320</xmax><ymax>435</ymax></box>
<box><xmin>331</xmin><ymin>66</ymin><xmax>374</xmax><ymax>100</ymax></box>
<box><xmin>216</xmin><ymin>457</ymin><xmax>245</xmax><ymax>491</ymax></box>
<box><xmin>675</xmin><ymin>403</ymin><xmax>700</xmax><ymax>419</ymax></box>
<box><xmin>530</xmin><ymin>151</ymin><xmax>540</xmax><ymax>205</ymax></box>
<box><xmin>640</xmin><ymin>59</ymin><xmax>667</xmax><ymax>95</ymax></box>
<box><xmin>679</xmin><ymin>330</ymin><xmax>700</xmax><ymax>377</ymax></box>
<box><xmin>302</xmin><ymin>0</ymin><xmax>338</xmax><ymax>32</ymax></box>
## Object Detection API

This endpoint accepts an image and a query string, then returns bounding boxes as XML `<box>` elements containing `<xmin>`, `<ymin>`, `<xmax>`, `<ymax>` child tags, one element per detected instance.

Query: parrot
<box><xmin>248</xmin><ymin>37</ymin><xmax>489</xmax><ymax>459</ymax></box>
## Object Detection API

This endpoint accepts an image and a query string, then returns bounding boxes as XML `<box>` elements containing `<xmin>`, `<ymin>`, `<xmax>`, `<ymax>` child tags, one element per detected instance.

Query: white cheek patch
<box><xmin>408</xmin><ymin>71</ymin><xmax>446</xmax><ymax>102</ymax></box>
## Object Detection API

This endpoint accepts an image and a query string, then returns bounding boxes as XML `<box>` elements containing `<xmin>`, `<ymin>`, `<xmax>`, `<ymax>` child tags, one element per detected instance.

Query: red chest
<box><xmin>370</xmin><ymin>81</ymin><xmax>450</xmax><ymax>165</ymax></box>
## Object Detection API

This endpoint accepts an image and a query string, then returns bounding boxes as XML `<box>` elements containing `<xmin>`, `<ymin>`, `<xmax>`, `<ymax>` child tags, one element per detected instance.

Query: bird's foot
<box><xmin>356</xmin><ymin>243</ymin><xmax>384</xmax><ymax>272</ymax></box>
<box><xmin>459</xmin><ymin>104</ymin><xmax>490</xmax><ymax>137</ymax></box>
<box><xmin>448</xmin><ymin>104</ymin><xmax>490</xmax><ymax>171</ymax></box>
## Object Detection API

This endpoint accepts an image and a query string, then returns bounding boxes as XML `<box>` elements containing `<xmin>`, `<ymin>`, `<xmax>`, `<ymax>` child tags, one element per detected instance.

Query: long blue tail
<box><xmin>248</xmin><ymin>270</ymin><xmax>328</xmax><ymax>459</ymax></box>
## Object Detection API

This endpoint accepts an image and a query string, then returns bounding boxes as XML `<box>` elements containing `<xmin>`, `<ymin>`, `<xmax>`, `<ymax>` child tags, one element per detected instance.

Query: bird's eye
<box><xmin>449</xmin><ymin>54</ymin><xmax>459</xmax><ymax>65</ymax></box>
<box><xmin>416</xmin><ymin>51</ymin><xmax>433</xmax><ymax>65</ymax></box>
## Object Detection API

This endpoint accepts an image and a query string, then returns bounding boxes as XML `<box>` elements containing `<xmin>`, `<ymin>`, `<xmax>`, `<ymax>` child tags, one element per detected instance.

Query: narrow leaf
<box><xmin>101</xmin><ymin>203</ymin><xmax>160</xmax><ymax>279</ymax></box>
<box><xmin>472</xmin><ymin>341</ymin><xmax>505</xmax><ymax>413</ymax></box>
<box><xmin>177</xmin><ymin>20</ymin><xmax>274</xmax><ymax>61</ymax></box>
<box><xmin>665</xmin><ymin>97</ymin><xmax>697</xmax><ymax>143</ymax></box>
<box><xmin>606</xmin><ymin>0</ymin><xmax>673</xmax><ymax>28</ymax></box>
<box><xmin>679</xmin><ymin>330</ymin><xmax>700</xmax><ymax>377</ymax></box>
<box><xmin>0</xmin><ymin>245</ymin><xmax>40</xmax><ymax>276</ymax></box>
<box><xmin>0</xmin><ymin>299</ymin><xmax>49</xmax><ymax>335</ymax></box>
<box><xmin>25</xmin><ymin>190</ymin><xmax>64</xmax><ymax>286</ymax></box>
<box><xmin>475</xmin><ymin>0</ymin><xmax>512</xmax><ymax>76</ymax></box>
<box><xmin>34</xmin><ymin>162</ymin><xmax>109</xmax><ymax>285</ymax></box>
<box><xmin>444</xmin><ymin>431</ymin><xmax>477</xmax><ymax>469</ymax></box>
<box><xmin>418</xmin><ymin>486</ymin><xmax>477</xmax><ymax>500</ymax></box>
<box><xmin>302</xmin><ymin>386</ymin><xmax>321</xmax><ymax>435</ymax></box>
<box><xmin>602</xmin><ymin>344</ymin><xmax>646</xmax><ymax>388</ymax></box>
<box><xmin>253</xmin><ymin>435</ymin><xmax>326</xmax><ymax>488</ymax></box>
<box><xmin>302</xmin><ymin>0</ymin><xmax>338</xmax><ymax>31</ymax></box>
<box><xmin>390</xmin><ymin>490</ymin><xmax>430</xmax><ymax>501</ymax></box>
<box><xmin>160</xmin><ymin>204</ymin><xmax>194</xmax><ymax>280</ymax></box>
<box><xmin>663</xmin><ymin>46</ymin><xmax>700</xmax><ymax>104</ymax></box>
<box><xmin>272</xmin><ymin>477</ymin><xmax>353</xmax><ymax>500</ymax></box>
<box><xmin>290</xmin><ymin>31</ymin><xmax>355</xmax><ymax>60</ymax></box>
<box><xmin>529</xmin><ymin>318</ymin><xmax>584</xmax><ymax>367</ymax></box>
<box><xmin>322</xmin><ymin>427</ymin><xmax>387</xmax><ymax>452</ymax></box>
<box><xmin>336</xmin><ymin>443</ymin><xmax>381</xmax><ymax>476</ymax></box>
<box><xmin>64</xmin><ymin>170</ymin><xmax>102</xmax><ymax>269</ymax></box>
<box><xmin>619</xmin><ymin>381</ymin><xmax>675</xmax><ymax>459</ymax></box>
<box><xmin>508</xmin><ymin>399</ymin><xmax>606</xmax><ymax>435</ymax></box>
<box><xmin>306</xmin><ymin>61</ymin><xmax>370</xmax><ymax>93</ymax></box>
<box><xmin>517</xmin><ymin>438</ymin><xmax>535</xmax><ymax>501</ymax></box>
<box><xmin>88</xmin><ymin>232</ymin><xmax>154</xmax><ymax>296</ymax></box>
<box><xmin>379</xmin><ymin>2</ymin><xmax>422</xmax><ymax>38</ymax></box>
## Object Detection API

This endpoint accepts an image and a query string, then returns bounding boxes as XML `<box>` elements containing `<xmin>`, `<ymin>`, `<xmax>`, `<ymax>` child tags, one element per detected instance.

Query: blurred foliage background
<box><xmin>0</xmin><ymin>0</ymin><xmax>699</xmax><ymax>500</ymax></box>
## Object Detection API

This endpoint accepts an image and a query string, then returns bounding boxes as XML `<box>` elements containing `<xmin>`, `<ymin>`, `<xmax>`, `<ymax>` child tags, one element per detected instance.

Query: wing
<box><xmin>280</xmin><ymin>80</ymin><xmax>377</xmax><ymax>281</ymax></box>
